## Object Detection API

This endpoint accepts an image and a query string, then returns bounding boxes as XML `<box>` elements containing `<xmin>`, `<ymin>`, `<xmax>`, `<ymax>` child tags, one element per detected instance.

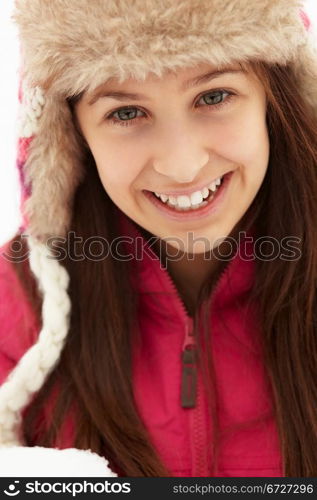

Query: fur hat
<box><xmin>0</xmin><ymin>0</ymin><xmax>316</xmax><ymax>462</ymax></box>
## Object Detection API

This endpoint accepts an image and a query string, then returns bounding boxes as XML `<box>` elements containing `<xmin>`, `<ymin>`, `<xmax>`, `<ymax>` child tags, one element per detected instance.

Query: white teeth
<box><xmin>160</xmin><ymin>194</ymin><xmax>168</xmax><ymax>203</ymax></box>
<box><xmin>190</xmin><ymin>191</ymin><xmax>203</xmax><ymax>205</ymax></box>
<box><xmin>153</xmin><ymin>174</ymin><xmax>224</xmax><ymax>209</ymax></box>
<box><xmin>168</xmin><ymin>196</ymin><xmax>177</xmax><ymax>206</ymax></box>
<box><xmin>154</xmin><ymin>192</ymin><xmax>168</xmax><ymax>203</ymax></box>
<box><xmin>202</xmin><ymin>187</ymin><xmax>209</xmax><ymax>199</ymax></box>
<box><xmin>208</xmin><ymin>176</ymin><xmax>222</xmax><ymax>192</ymax></box>
<box><xmin>176</xmin><ymin>195</ymin><xmax>191</xmax><ymax>208</ymax></box>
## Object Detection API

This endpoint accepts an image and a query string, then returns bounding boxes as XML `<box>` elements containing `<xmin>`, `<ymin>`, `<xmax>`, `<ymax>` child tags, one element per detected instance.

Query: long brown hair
<box><xmin>7</xmin><ymin>61</ymin><xmax>317</xmax><ymax>476</ymax></box>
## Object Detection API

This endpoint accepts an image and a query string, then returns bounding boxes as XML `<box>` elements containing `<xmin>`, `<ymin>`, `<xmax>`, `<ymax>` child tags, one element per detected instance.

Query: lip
<box><xmin>150</xmin><ymin>170</ymin><xmax>232</xmax><ymax>197</ymax></box>
<box><xmin>143</xmin><ymin>170</ymin><xmax>234</xmax><ymax>222</ymax></box>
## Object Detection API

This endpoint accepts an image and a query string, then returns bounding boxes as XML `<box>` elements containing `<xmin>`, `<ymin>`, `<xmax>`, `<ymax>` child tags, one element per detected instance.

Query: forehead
<box><xmin>85</xmin><ymin>61</ymin><xmax>251</xmax><ymax>105</ymax></box>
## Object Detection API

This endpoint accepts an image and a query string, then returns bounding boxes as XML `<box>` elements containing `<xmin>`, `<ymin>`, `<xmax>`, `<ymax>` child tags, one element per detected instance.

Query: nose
<box><xmin>152</xmin><ymin>126</ymin><xmax>210</xmax><ymax>183</ymax></box>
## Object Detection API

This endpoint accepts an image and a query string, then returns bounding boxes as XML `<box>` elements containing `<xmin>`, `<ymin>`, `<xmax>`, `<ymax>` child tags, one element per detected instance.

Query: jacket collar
<box><xmin>117</xmin><ymin>208</ymin><xmax>256</xmax><ymax>309</ymax></box>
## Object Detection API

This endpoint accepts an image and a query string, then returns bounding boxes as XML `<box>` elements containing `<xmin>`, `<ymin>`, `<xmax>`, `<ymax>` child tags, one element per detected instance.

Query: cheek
<box><xmin>90</xmin><ymin>138</ymin><xmax>145</xmax><ymax>189</ymax></box>
<box><xmin>210</xmin><ymin>109</ymin><xmax>269</xmax><ymax>176</ymax></box>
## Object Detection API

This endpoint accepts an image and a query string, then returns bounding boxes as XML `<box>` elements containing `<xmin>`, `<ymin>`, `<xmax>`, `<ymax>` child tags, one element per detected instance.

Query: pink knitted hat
<box><xmin>0</xmin><ymin>0</ymin><xmax>316</xmax><ymax>450</ymax></box>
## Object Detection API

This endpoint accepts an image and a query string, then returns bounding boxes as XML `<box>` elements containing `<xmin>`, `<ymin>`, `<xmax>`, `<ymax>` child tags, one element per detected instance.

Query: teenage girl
<box><xmin>0</xmin><ymin>0</ymin><xmax>317</xmax><ymax>477</ymax></box>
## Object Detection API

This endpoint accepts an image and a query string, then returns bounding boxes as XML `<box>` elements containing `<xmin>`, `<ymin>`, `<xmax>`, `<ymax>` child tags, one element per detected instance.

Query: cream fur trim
<box><xmin>13</xmin><ymin>0</ymin><xmax>307</xmax><ymax>95</ymax></box>
<box><xmin>22</xmin><ymin>94</ymin><xmax>86</xmax><ymax>241</ymax></box>
<box><xmin>0</xmin><ymin>237</ymin><xmax>71</xmax><ymax>446</ymax></box>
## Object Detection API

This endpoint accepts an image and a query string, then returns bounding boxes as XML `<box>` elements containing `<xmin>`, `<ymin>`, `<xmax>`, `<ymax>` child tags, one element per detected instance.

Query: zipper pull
<box><xmin>181</xmin><ymin>317</ymin><xmax>197</xmax><ymax>408</ymax></box>
<box><xmin>181</xmin><ymin>345</ymin><xmax>197</xmax><ymax>408</ymax></box>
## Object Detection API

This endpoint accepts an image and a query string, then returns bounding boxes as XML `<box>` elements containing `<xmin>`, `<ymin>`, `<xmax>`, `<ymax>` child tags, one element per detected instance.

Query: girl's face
<box><xmin>75</xmin><ymin>62</ymin><xmax>269</xmax><ymax>254</ymax></box>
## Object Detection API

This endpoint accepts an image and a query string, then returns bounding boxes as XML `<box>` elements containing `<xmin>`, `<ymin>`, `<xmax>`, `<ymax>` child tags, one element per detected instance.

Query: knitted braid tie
<box><xmin>0</xmin><ymin>236</ymin><xmax>71</xmax><ymax>446</ymax></box>
<box><xmin>19</xmin><ymin>81</ymin><xmax>45</xmax><ymax>139</ymax></box>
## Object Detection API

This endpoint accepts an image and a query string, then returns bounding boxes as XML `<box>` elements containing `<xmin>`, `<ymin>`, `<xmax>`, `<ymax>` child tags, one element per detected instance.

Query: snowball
<box><xmin>0</xmin><ymin>446</ymin><xmax>117</xmax><ymax>477</ymax></box>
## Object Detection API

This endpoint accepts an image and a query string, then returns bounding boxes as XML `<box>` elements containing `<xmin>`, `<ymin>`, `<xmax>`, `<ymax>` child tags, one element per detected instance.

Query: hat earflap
<box><xmin>19</xmin><ymin>81</ymin><xmax>86</xmax><ymax>241</ymax></box>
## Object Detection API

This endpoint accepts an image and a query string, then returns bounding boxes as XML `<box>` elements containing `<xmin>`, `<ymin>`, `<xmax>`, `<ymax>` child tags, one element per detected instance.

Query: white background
<box><xmin>0</xmin><ymin>1</ymin><xmax>317</xmax><ymax>245</ymax></box>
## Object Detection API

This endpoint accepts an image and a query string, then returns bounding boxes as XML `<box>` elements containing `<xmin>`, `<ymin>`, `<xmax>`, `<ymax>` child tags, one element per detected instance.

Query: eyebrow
<box><xmin>88</xmin><ymin>68</ymin><xmax>245</xmax><ymax>106</ymax></box>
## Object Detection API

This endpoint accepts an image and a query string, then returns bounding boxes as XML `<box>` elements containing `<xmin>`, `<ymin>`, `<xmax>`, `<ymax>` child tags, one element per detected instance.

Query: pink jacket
<box><xmin>0</xmin><ymin>213</ymin><xmax>283</xmax><ymax>477</ymax></box>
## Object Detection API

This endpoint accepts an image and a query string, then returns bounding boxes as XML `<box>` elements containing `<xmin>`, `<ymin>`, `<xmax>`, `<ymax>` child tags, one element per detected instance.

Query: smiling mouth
<box><xmin>147</xmin><ymin>172</ymin><xmax>230</xmax><ymax>211</ymax></box>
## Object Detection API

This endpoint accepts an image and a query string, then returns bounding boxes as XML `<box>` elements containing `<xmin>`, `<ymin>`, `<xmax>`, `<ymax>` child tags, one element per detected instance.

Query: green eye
<box><xmin>105</xmin><ymin>89</ymin><xmax>235</xmax><ymax>128</ymax></box>
<box><xmin>199</xmin><ymin>90</ymin><xmax>230</xmax><ymax>106</ymax></box>
<box><xmin>112</xmin><ymin>107</ymin><xmax>144</xmax><ymax>121</ymax></box>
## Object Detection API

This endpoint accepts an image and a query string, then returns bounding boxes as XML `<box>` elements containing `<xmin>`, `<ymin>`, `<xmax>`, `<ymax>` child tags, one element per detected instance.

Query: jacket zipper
<box><xmin>181</xmin><ymin>316</ymin><xmax>196</xmax><ymax>408</ymax></box>
<box><xmin>179</xmin><ymin>262</ymin><xmax>231</xmax><ymax>409</ymax></box>
<box><xmin>163</xmin><ymin>261</ymin><xmax>232</xmax><ymax>476</ymax></box>
<box><xmin>134</xmin><ymin>218</ymin><xmax>249</xmax><ymax>475</ymax></box>
<box><xmin>182</xmin><ymin>315</ymin><xmax>209</xmax><ymax>476</ymax></box>
<box><xmin>160</xmin><ymin>268</ymin><xmax>198</xmax><ymax>408</ymax></box>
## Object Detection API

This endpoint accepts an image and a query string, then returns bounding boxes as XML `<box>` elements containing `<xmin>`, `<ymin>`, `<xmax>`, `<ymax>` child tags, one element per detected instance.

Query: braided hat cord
<box><xmin>0</xmin><ymin>237</ymin><xmax>71</xmax><ymax>445</ymax></box>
